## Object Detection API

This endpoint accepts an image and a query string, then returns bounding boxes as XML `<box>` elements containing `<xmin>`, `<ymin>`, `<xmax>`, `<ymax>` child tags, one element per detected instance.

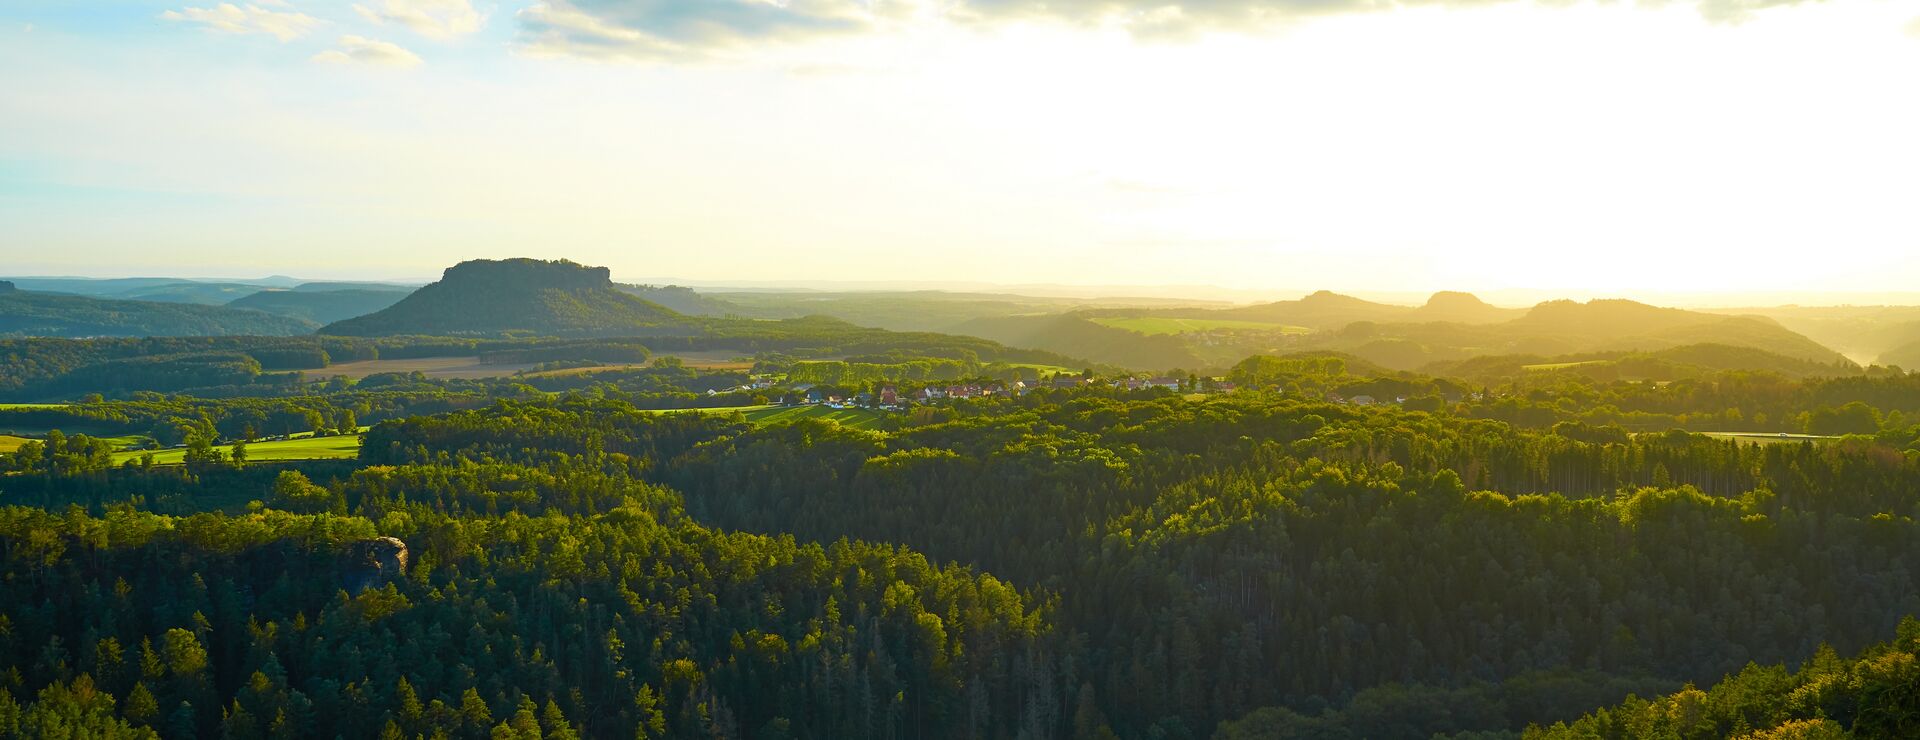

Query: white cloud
<box><xmin>513</xmin><ymin>0</ymin><xmax>1891</xmax><ymax>60</ymax></box>
<box><xmin>311</xmin><ymin>35</ymin><xmax>424</xmax><ymax>67</ymax></box>
<box><xmin>515</xmin><ymin>0</ymin><xmax>890</xmax><ymax>61</ymax></box>
<box><xmin>353</xmin><ymin>0</ymin><xmax>485</xmax><ymax>38</ymax></box>
<box><xmin>161</xmin><ymin>3</ymin><xmax>320</xmax><ymax>42</ymax></box>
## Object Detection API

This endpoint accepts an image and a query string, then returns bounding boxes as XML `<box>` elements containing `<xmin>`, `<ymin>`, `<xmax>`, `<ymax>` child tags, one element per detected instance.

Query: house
<box><xmin>1211</xmin><ymin>381</ymin><xmax>1238</xmax><ymax>393</ymax></box>
<box><xmin>1148</xmin><ymin>376</ymin><xmax>1183</xmax><ymax>390</ymax></box>
<box><xmin>1349</xmin><ymin>394</ymin><xmax>1377</xmax><ymax>406</ymax></box>
<box><xmin>879</xmin><ymin>386</ymin><xmax>899</xmax><ymax>405</ymax></box>
<box><xmin>1115</xmin><ymin>377</ymin><xmax>1147</xmax><ymax>391</ymax></box>
<box><xmin>1052</xmin><ymin>376</ymin><xmax>1086</xmax><ymax>390</ymax></box>
<box><xmin>805</xmin><ymin>390</ymin><xmax>826</xmax><ymax>404</ymax></box>
<box><xmin>916</xmin><ymin>387</ymin><xmax>944</xmax><ymax>401</ymax></box>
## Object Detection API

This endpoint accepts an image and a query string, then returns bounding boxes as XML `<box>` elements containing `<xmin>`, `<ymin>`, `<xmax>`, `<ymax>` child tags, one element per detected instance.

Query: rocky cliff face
<box><xmin>438</xmin><ymin>258</ymin><xmax>612</xmax><ymax>292</ymax></box>
<box><xmin>342</xmin><ymin>536</ymin><xmax>409</xmax><ymax>594</ymax></box>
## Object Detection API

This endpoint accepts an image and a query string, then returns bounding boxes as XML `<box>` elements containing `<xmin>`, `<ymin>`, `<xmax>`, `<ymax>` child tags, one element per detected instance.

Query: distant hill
<box><xmin>956</xmin><ymin>291</ymin><xmax>1520</xmax><ymax>370</ymax></box>
<box><xmin>228</xmin><ymin>288</ymin><xmax>411</xmax><ymax>324</ymax></box>
<box><xmin>0</xmin><ymin>288</ymin><xmax>317</xmax><ymax>337</ymax></box>
<box><xmin>1711</xmin><ymin>304</ymin><xmax>1920</xmax><ymax>366</ymax></box>
<box><xmin>1217</xmin><ymin>290</ymin><xmax>1521</xmax><ymax>328</ymax></box>
<box><xmin>319</xmin><ymin>258</ymin><xmax>691</xmax><ymax>337</ymax></box>
<box><xmin>1504</xmin><ymin>300</ymin><xmax>1841</xmax><ymax>360</ymax></box>
<box><xmin>1875</xmin><ymin>338</ymin><xmax>1920</xmax><ymax>370</ymax></box>
<box><xmin>1</xmin><ymin>276</ymin><xmax>303</xmax><ymax>302</ymax></box>
<box><xmin>113</xmin><ymin>282</ymin><xmax>269</xmax><ymax>305</ymax></box>
<box><xmin>951</xmin><ymin>294</ymin><xmax>1846</xmax><ymax>372</ymax></box>
<box><xmin>291</xmin><ymin>281</ymin><xmax>419</xmax><ymax>293</ymax></box>
<box><xmin>1414</xmin><ymin>291</ymin><xmax>1523</xmax><ymax>323</ymax></box>
<box><xmin>956</xmin><ymin>313</ymin><xmax>1206</xmax><ymax>369</ymax></box>
<box><xmin>617</xmin><ymin>284</ymin><xmax>742</xmax><ymax>317</ymax></box>
<box><xmin>1423</xmin><ymin>343</ymin><xmax>1862</xmax><ymax>384</ymax></box>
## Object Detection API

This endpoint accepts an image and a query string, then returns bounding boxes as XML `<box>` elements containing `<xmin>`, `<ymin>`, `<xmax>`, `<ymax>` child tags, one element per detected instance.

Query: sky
<box><xmin>3</xmin><ymin>0</ymin><xmax>1920</xmax><ymax>302</ymax></box>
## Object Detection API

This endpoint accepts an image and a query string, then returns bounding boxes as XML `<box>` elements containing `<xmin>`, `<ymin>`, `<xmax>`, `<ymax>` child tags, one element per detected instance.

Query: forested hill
<box><xmin>955</xmin><ymin>293</ymin><xmax>1848</xmax><ymax>372</ymax></box>
<box><xmin>227</xmin><ymin>287</ymin><xmax>410</xmax><ymax>325</ymax></box>
<box><xmin>0</xmin><ymin>288</ymin><xmax>317</xmax><ymax>338</ymax></box>
<box><xmin>320</xmin><ymin>259</ymin><xmax>690</xmax><ymax>337</ymax></box>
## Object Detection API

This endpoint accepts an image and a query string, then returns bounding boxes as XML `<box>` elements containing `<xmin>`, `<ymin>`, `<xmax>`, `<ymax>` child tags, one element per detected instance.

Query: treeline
<box><xmin>1230</xmin><ymin>351</ymin><xmax>1920</xmax><ymax>435</ymax></box>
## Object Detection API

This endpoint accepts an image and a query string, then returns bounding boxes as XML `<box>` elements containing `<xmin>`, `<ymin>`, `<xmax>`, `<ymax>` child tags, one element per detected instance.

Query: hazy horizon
<box><xmin>17</xmin><ymin>263</ymin><xmax>1920</xmax><ymax>309</ymax></box>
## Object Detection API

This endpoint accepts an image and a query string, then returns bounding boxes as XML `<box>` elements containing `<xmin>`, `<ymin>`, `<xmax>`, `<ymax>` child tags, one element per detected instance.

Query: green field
<box><xmin>1522</xmin><ymin>360</ymin><xmax>1607</xmax><ymax>371</ymax></box>
<box><xmin>1702</xmin><ymin>432</ymin><xmax>1840</xmax><ymax>446</ymax></box>
<box><xmin>0</xmin><ymin>403</ymin><xmax>69</xmax><ymax>409</ymax></box>
<box><xmin>1092</xmin><ymin>317</ymin><xmax>1311</xmax><ymax>335</ymax></box>
<box><xmin>0</xmin><ymin>435</ymin><xmax>30</xmax><ymax>453</ymax></box>
<box><xmin>110</xmin><ymin>434</ymin><xmax>363</xmax><ymax>465</ymax></box>
<box><xmin>997</xmin><ymin>361</ymin><xmax>1080</xmax><ymax>374</ymax></box>
<box><xmin>642</xmin><ymin>404</ymin><xmax>888</xmax><ymax>430</ymax></box>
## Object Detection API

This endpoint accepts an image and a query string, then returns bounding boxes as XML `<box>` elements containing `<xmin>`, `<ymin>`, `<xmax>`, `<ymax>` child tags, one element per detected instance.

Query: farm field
<box><xmin>1522</xmin><ymin>360</ymin><xmax>1607</xmax><ymax>371</ymax></box>
<box><xmin>1091</xmin><ymin>317</ymin><xmax>1311</xmax><ymax>335</ymax></box>
<box><xmin>308</xmin><ymin>356</ymin><xmax>542</xmax><ymax>380</ymax></box>
<box><xmin>0</xmin><ymin>435</ymin><xmax>30</xmax><ymax>453</ymax></box>
<box><xmin>640</xmin><ymin>404</ymin><xmax>888</xmax><ymax>430</ymax></box>
<box><xmin>1702</xmin><ymin>431</ymin><xmax>1841</xmax><ymax>446</ymax></box>
<box><xmin>529</xmin><ymin>351</ymin><xmax>758</xmax><ymax>376</ymax></box>
<box><xmin>316</xmin><ymin>350</ymin><xmax>757</xmax><ymax>380</ymax></box>
<box><xmin>109</xmin><ymin>434</ymin><xmax>363</xmax><ymax>465</ymax></box>
<box><xmin>0</xmin><ymin>403</ymin><xmax>70</xmax><ymax>409</ymax></box>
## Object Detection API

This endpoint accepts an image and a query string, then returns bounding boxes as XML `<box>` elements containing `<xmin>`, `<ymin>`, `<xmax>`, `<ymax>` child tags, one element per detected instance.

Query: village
<box><xmin>713</xmin><ymin>373</ymin><xmax>1245</xmax><ymax>412</ymax></box>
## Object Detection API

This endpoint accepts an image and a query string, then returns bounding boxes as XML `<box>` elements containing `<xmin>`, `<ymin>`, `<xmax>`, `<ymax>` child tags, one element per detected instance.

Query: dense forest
<box><xmin>5</xmin><ymin>362</ymin><xmax>1919</xmax><ymax>736</ymax></box>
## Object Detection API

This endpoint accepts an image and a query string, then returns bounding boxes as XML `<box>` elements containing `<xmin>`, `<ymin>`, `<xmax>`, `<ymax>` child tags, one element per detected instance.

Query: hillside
<box><xmin>0</xmin><ymin>284</ymin><xmax>317</xmax><ymax>337</ymax></box>
<box><xmin>228</xmin><ymin>287</ymin><xmax>411</xmax><ymax>324</ymax></box>
<box><xmin>1708</xmin><ymin>304</ymin><xmax>1920</xmax><ymax>365</ymax></box>
<box><xmin>954</xmin><ymin>312</ymin><xmax>1207</xmax><ymax>368</ymax></box>
<box><xmin>616</xmin><ymin>284</ymin><xmax>742</xmax><ymax>317</ymax></box>
<box><xmin>319</xmin><ymin>258</ymin><xmax>692</xmax><ymax>337</ymax></box>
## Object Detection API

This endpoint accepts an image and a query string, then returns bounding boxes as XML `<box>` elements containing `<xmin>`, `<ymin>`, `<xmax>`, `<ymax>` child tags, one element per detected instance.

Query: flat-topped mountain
<box><xmin>319</xmin><ymin>258</ymin><xmax>690</xmax><ymax>337</ymax></box>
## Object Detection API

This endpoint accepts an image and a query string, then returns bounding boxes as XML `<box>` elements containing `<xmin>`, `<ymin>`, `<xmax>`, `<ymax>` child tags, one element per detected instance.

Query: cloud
<box><xmin>354</xmin><ymin>0</ymin><xmax>485</xmax><ymax>38</ymax></box>
<box><xmin>1907</xmin><ymin>14</ymin><xmax>1920</xmax><ymax>39</ymax></box>
<box><xmin>515</xmin><ymin>0</ymin><xmax>888</xmax><ymax>61</ymax></box>
<box><xmin>311</xmin><ymin>35</ymin><xmax>424</xmax><ymax>67</ymax></box>
<box><xmin>161</xmin><ymin>3</ymin><xmax>320</xmax><ymax>42</ymax></box>
<box><xmin>514</xmin><ymin>0</ymin><xmax>1864</xmax><ymax>60</ymax></box>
